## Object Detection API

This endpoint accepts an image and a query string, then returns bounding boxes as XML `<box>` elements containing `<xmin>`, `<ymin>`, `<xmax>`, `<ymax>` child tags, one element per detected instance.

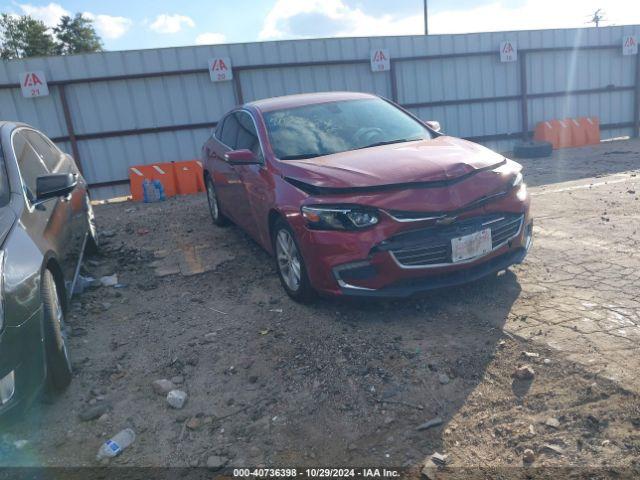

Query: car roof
<box><xmin>246</xmin><ymin>91</ymin><xmax>378</xmax><ymax>113</ymax></box>
<box><xmin>0</xmin><ymin>121</ymin><xmax>30</xmax><ymax>131</ymax></box>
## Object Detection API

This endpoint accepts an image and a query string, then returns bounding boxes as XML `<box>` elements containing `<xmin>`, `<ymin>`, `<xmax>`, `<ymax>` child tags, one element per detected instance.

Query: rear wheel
<box><xmin>273</xmin><ymin>219</ymin><xmax>315</xmax><ymax>303</ymax></box>
<box><xmin>41</xmin><ymin>270</ymin><xmax>72</xmax><ymax>391</ymax></box>
<box><xmin>205</xmin><ymin>175</ymin><xmax>230</xmax><ymax>226</ymax></box>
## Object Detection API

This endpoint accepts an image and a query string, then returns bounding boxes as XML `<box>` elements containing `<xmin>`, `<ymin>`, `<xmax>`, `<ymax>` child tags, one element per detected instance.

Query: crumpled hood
<box><xmin>279</xmin><ymin>136</ymin><xmax>505</xmax><ymax>189</ymax></box>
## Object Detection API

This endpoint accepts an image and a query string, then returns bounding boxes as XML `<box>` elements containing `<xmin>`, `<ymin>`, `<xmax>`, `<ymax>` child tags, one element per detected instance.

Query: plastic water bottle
<box><xmin>142</xmin><ymin>179</ymin><xmax>156</xmax><ymax>203</ymax></box>
<box><xmin>96</xmin><ymin>428</ymin><xmax>135</xmax><ymax>461</ymax></box>
<box><xmin>142</xmin><ymin>179</ymin><xmax>166</xmax><ymax>203</ymax></box>
<box><xmin>153</xmin><ymin>179</ymin><xmax>166</xmax><ymax>201</ymax></box>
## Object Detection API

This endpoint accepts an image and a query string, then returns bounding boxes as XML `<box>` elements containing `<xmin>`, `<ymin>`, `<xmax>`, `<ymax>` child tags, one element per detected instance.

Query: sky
<box><xmin>0</xmin><ymin>0</ymin><xmax>639</xmax><ymax>51</ymax></box>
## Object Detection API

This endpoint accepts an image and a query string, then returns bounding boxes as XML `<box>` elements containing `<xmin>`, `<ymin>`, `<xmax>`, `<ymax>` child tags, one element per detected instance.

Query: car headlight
<box><xmin>301</xmin><ymin>206</ymin><xmax>379</xmax><ymax>230</ymax></box>
<box><xmin>511</xmin><ymin>172</ymin><xmax>523</xmax><ymax>188</ymax></box>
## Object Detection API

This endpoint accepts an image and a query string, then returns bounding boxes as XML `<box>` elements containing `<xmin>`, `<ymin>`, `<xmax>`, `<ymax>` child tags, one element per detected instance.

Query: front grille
<box><xmin>392</xmin><ymin>242</ymin><xmax>450</xmax><ymax>266</ymax></box>
<box><xmin>383</xmin><ymin>213</ymin><xmax>523</xmax><ymax>268</ymax></box>
<box><xmin>489</xmin><ymin>215</ymin><xmax>522</xmax><ymax>248</ymax></box>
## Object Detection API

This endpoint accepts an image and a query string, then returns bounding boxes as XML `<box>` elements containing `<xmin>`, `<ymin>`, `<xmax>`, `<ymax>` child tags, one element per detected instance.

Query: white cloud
<box><xmin>84</xmin><ymin>13</ymin><xmax>132</xmax><ymax>40</ymax></box>
<box><xmin>149</xmin><ymin>14</ymin><xmax>196</xmax><ymax>34</ymax></box>
<box><xmin>18</xmin><ymin>2</ymin><xmax>69</xmax><ymax>27</ymax></box>
<box><xmin>195</xmin><ymin>32</ymin><xmax>227</xmax><ymax>45</ymax></box>
<box><xmin>17</xmin><ymin>3</ymin><xmax>131</xmax><ymax>40</ymax></box>
<box><xmin>259</xmin><ymin>0</ymin><xmax>419</xmax><ymax>40</ymax></box>
<box><xmin>259</xmin><ymin>0</ymin><xmax>640</xmax><ymax>40</ymax></box>
<box><xmin>427</xmin><ymin>0</ymin><xmax>640</xmax><ymax>34</ymax></box>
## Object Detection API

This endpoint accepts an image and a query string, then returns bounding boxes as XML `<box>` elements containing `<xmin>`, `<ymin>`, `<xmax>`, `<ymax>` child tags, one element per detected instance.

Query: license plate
<box><xmin>451</xmin><ymin>228</ymin><xmax>492</xmax><ymax>263</ymax></box>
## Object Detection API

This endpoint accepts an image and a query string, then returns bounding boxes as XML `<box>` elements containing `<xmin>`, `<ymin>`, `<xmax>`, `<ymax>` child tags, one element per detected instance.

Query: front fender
<box><xmin>2</xmin><ymin>224</ymin><xmax>47</xmax><ymax>328</ymax></box>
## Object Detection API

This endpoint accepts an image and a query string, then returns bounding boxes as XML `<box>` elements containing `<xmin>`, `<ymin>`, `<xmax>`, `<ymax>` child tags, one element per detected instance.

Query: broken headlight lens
<box><xmin>511</xmin><ymin>172</ymin><xmax>528</xmax><ymax>200</ymax></box>
<box><xmin>301</xmin><ymin>206</ymin><xmax>379</xmax><ymax>230</ymax></box>
<box><xmin>511</xmin><ymin>172</ymin><xmax>523</xmax><ymax>188</ymax></box>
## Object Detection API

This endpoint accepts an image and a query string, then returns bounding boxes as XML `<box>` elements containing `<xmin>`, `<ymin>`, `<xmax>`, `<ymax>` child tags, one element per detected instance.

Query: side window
<box><xmin>23</xmin><ymin>130</ymin><xmax>65</xmax><ymax>172</ymax></box>
<box><xmin>235</xmin><ymin>112</ymin><xmax>263</xmax><ymax>161</ymax></box>
<box><xmin>12</xmin><ymin>131</ymin><xmax>49</xmax><ymax>202</ymax></box>
<box><xmin>220</xmin><ymin>113</ymin><xmax>240</xmax><ymax>149</ymax></box>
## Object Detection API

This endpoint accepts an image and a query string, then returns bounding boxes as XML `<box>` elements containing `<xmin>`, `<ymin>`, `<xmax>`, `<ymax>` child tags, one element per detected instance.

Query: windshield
<box><xmin>263</xmin><ymin>98</ymin><xmax>432</xmax><ymax>160</ymax></box>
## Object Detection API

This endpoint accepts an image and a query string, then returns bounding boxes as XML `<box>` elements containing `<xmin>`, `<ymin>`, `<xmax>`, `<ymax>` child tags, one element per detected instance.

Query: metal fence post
<box><xmin>390</xmin><ymin>59</ymin><xmax>399</xmax><ymax>103</ymax></box>
<box><xmin>233</xmin><ymin>71</ymin><xmax>244</xmax><ymax>105</ymax></box>
<box><xmin>58</xmin><ymin>84</ymin><xmax>84</xmax><ymax>174</ymax></box>
<box><xmin>634</xmin><ymin>52</ymin><xmax>640</xmax><ymax>138</ymax></box>
<box><xmin>519</xmin><ymin>51</ymin><xmax>529</xmax><ymax>140</ymax></box>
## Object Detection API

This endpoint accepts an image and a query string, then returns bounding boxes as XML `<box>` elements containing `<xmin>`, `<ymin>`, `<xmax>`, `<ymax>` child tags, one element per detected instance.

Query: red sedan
<box><xmin>202</xmin><ymin>92</ymin><xmax>532</xmax><ymax>301</ymax></box>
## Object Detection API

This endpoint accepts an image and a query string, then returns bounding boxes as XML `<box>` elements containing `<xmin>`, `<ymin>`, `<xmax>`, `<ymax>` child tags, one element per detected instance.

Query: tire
<box><xmin>272</xmin><ymin>219</ymin><xmax>316</xmax><ymax>303</ymax></box>
<box><xmin>41</xmin><ymin>270</ymin><xmax>72</xmax><ymax>392</ymax></box>
<box><xmin>513</xmin><ymin>140</ymin><xmax>553</xmax><ymax>159</ymax></box>
<box><xmin>85</xmin><ymin>231</ymin><xmax>99</xmax><ymax>255</ymax></box>
<box><xmin>205</xmin><ymin>175</ymin><xmax>230</xmax><ymax>226</ymax></box>
<box><xmin>85</xmin><ymin>195</ymin><xmax>99</xmax><ymax>254</ymax></box>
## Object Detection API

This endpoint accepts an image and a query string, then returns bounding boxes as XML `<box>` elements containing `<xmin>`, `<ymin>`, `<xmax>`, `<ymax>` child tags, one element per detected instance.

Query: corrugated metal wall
<box><xmin>0</xmin><ymin>25</ymin><xmax>638</xmax><ymax>199</ymax></box>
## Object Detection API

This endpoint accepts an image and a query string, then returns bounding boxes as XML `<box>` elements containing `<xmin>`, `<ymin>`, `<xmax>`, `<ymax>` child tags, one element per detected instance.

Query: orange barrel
<box><xmin>534</xmin><ymin>120</ymin><xmax>560</xmax><ymax>149</ymax></box>
<box><xmin>567</xmin><ymin>118</ymin><xmax>588</xmax><ymax>147</ymax></box>
<box><xmin>578</xmin><ymin>117</ymin><xmax>600</xmax><ymax>145</ymax></box>
<box><xmin>552</xmin><ymin>119</ymin><xmax>573</xmax><ymax>149</ymax></box>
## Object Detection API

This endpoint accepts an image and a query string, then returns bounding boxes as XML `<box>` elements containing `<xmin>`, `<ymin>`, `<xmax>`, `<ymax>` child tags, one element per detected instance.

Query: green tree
<box><xmin>53</xmin><ymin>14</ymin><xmax>103</xmax><ymax>55</ymax></box>
<box><xmin>0</xmin><ymin>14</ymin><xmax>57</xmax><ymax>59</ymax></box>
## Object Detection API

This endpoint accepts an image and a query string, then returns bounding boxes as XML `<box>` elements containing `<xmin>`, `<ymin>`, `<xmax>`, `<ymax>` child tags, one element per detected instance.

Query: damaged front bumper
<box><xmin>334</xmin><ymin>245</ymin><xmax>529</xmax><ymax>298</ymax></box>
<box><xmin>330</xmin><ymin>215</ymin><xmax>533</xmax><ymax>298</ymax></box>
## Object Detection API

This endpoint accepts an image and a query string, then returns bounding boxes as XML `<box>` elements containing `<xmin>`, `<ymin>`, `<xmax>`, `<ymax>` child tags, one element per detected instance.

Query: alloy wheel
<box><xmin>276</xmin><ymin>229</ymin><xmax>302</xmax><ymax>291</ymax></box>
<box><xmin>50</xmin><ymin>280</ymin><xmax>71</xmax><ymax>372</ymax></box>
<box><xmin>206</xmin><ymin>179</ymin><xmax>219</xmax><ymax>221</ymax></box>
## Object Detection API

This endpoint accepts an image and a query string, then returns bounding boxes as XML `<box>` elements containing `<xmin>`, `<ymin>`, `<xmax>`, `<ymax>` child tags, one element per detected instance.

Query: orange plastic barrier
<box><xmin>533</xmin><ymin>120</ymin><xmax>560</xmax><ymax>149</ymax></box>
<box><xmin>129</xmin><ymin>163</ymin><xmax>177</xmax><ymax>202</ymax></box>
<box><xmin>552</xmin><ymin>119</ymin><xmax>573</xmax><ymax>149</ymax></box>
<box><xmin>128</xmin><ymin>161</ymin><xmax>207</xmax><ymax>201</ymax></box>
<box><xmin>567</xmin><ymin>118</ymin><xmax>588</xmax><ymax>147</ymax></box>
<box><xmin>534</xmin><ymin>117</ymin><xmax>601</xmax><ymax>149</ymax></box>
<box><xmin>172</xmin><ymin>160</ymin><xmax>205</xmax><ymax>195</ymax></box>
<box><xmin>578</xmin><ymin>117</ymin><xmax>600</xmax><ymax>145</ymax></box>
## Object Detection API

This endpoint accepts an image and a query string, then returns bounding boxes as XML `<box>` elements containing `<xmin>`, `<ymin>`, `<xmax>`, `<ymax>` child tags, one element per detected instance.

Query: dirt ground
<box><xmin>1</xmin><ymin>139</ymin><xmax>640</xmax><ymax>476</ymax></box>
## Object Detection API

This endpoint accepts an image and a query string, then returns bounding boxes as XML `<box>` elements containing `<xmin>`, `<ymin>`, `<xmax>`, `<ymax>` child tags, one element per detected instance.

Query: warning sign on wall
<box><xmin>20</xmin><ymin>71</ymin><xmax>49</xmax><ymax>97</ymax></box>
<box><xmin>370</xmin><ymin>49</ymin><xmax>390</xmax><ymax>72</ymax></box>
<box><xmin>500</xmin><ymin>41</ymin><xmax>517</xmax><ymax>62</ymax></box>
<box><xmin>623</xmin><ymin>35</ymin><xmax>638</xmax><ymax>56</ymax></box>
<box><xmin>209</xmin><ymin>57</ymin><xmax>233</xmax><ymax>82</ymax></box>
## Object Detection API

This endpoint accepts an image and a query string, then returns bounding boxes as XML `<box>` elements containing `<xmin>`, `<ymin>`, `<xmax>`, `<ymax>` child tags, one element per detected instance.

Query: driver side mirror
<box><xmin>224</xmin><ymin>149</ymin><xmax>261</xmax><ymax>165</ymax></box>
<box><xmin>36</xmin><ymin>173</ymin><xmax>77</xmax><ymax>202</ymax></box>
<box><xmin>425</xmin><ymin>120</ymin><xmax>442</xmax><ymax>133</ymax></box>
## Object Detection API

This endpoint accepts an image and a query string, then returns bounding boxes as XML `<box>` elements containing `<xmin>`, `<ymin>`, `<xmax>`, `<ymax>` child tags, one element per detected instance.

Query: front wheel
<box><xmin>41</xmin><ymin>270</ymin><xmax>72</xmax><ymax>391</ymax></box>
<box><xmin>273</xmin><ymin>219</ymin><xmax>315</xmax><ymax>303</ymax></box>
<box><xmin>85</xmin><ymin>197</ymin><xmax>99</xmax><ymax>254</ymax></box>
<box><xmin>205</xmin><ymin>175</ymin><xmax>230</xmax><ymax>226</ymax></box>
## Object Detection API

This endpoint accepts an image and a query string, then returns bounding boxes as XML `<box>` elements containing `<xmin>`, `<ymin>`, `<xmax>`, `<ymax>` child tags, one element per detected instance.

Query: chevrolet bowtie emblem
<box><xmin>435</xmin><ymin>215</ymin><xmax>457</xmax><ymax>225</ymax></box>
